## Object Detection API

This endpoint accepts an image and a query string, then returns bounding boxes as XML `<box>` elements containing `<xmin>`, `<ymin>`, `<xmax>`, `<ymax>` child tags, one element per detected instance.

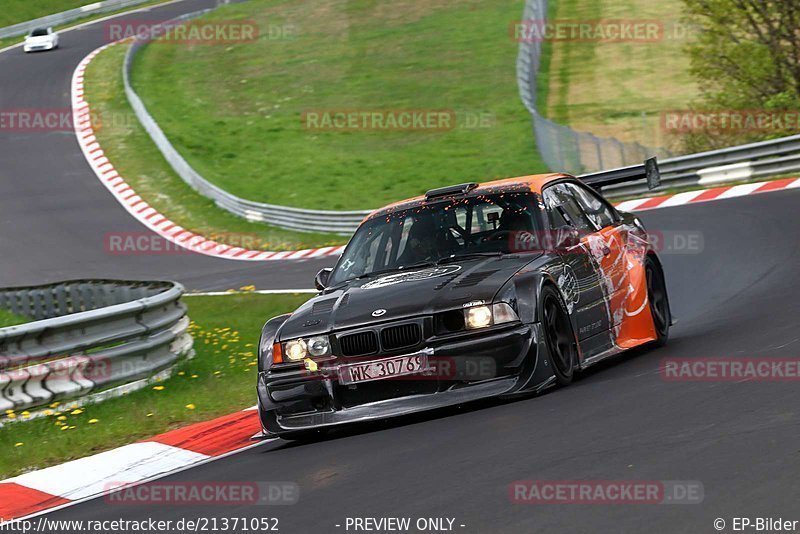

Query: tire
<box><xmin>540</xmin><ymin>285</ymin><xmax>578</xmax><ymax>386</ymax></box>
<box><xmin>645</xmin><ymin>255</ymin><xmax>670</xmax><ymax>347</ymax></box>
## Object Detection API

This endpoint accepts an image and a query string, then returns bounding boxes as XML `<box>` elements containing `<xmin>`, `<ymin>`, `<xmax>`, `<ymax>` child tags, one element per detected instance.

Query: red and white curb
<box><xmin>0</xmin><ymin>407</ymin><xmax>266</xmax><ymax>521</ymax></box>
<box><xmin>613</xmin><ymin>177</ymin><xmax>800</xmax><ymax>212</ymax></box>
<box><xmin>73</xmin><ymin>45</ymin><xmax>800</xmax><ymax>262</ymax></box>
<box><xmin>71</xmin><ymin>42</ymin><xmax>345</xmax><ymax>262</ymax></box>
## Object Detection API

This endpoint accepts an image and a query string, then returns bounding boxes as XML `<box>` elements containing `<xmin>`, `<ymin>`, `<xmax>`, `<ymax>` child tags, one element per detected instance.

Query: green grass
<box><xmin>131</xmin><ymin>0</ymin><xmax>545</xmax><ymax>210</ymax></box>
<box><xmin>0</xmin><ymin>293</ymin><xmax>312</xmax><ymax>479</ymax></box>
<box><xmin>0</xmin><ymin>0</ymin><xmax>92</xmax><ymax>27</ymax></box>
<box><xmin>541</xmin><ymin>0</ymin><xmax>698</xmax><ymax>151</ymax></box>
<box><xmin>0</xmin><ymin>309</ymin><xmax>30</xmax><ymax>328</ymax></box>
<box><xmin>84</xmin><ymin>43</ymin><xmax>347</xmax><ymax>250</ymax></box>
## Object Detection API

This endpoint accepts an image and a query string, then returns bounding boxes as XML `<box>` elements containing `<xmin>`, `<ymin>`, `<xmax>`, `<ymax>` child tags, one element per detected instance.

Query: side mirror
<box><xmin>314</xmin><ymin>268</ymin><xmax>332</xmax><ymax>290</ymax></box>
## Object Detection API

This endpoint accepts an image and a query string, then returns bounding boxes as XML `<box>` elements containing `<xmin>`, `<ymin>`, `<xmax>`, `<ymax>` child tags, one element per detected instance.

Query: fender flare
<box><xmin>257</xmin><ymin>314</ymin><xmax>291</xmax><ymax>372</ymax></box>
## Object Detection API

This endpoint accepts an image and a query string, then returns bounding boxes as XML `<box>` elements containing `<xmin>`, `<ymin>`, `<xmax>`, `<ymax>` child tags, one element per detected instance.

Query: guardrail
<box><xmin>0</xmin><ymin>0</ymin><xmax>157</xmax><ymax>40</ymax></box>
<box><xmin>600</xmin><ymin>134</ymin><xmax>800</xmax><ymax>198</ymax></box>
<box><xmin>123</xmin><ymin>10</ymin><xmax>372</xmax><ymax>235</ymax></box>
<box><xmin>0</xmin><ymin>280</ymin><xmax>192</xmax><ymax>417</ymax></box>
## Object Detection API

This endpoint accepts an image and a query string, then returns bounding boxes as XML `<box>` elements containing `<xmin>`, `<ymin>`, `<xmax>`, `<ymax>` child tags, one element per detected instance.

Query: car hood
<box><xmin>278</xmin><ymin>254</ymin><xmax>540</xmax><ymax>340</ymax></box>
<box><xmin>25</xmin><ymin>35</ymin><xmax>54</xmax><ymax>44</ymax></box>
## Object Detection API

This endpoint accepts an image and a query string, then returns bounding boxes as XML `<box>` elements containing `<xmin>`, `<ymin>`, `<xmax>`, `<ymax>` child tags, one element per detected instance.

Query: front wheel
<box><xmin>541</xmin><ymin>285</ymin><xmax>578</xmax><ymax>386</ymax></box>
<box><xmin>645</xmin><ymin>255</ymin><xmax>670</xmax><ymax>347</ymax></box>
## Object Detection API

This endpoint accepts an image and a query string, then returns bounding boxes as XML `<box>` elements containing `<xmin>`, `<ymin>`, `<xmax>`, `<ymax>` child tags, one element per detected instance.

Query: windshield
<box><xmin>329</xmin><ymin>192</ymin><xmax>542</xmax><ymax>285</ymax></box>
<box><xmin>30</xmin><ymin>28</ymin><xmax>49</xmax><ymax>37</ymax></box>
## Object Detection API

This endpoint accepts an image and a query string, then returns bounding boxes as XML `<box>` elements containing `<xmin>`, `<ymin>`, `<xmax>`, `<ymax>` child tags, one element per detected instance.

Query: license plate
<box><xmin>339</xmin><ymin>353</ymin><xmax>429</xmax><ymax>385</ymax></box>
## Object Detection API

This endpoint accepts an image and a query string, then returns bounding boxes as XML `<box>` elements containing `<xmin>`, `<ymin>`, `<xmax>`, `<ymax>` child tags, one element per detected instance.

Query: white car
<box><xmin>23</xmin><ymin>27</ymin><xmax>59</xmax><ymax>53</ymax></box>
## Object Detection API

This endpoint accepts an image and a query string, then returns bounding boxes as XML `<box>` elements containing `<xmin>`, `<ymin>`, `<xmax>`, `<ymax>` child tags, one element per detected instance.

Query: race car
<box><xmin>257</xmin><ymin>158</ymin><xmax>671</xmax><ymax>439</ymax></box>
<box><xmin>23</xmin><ymin>27</ymin><xmax>59</xmax><ymax>53</ymax></box>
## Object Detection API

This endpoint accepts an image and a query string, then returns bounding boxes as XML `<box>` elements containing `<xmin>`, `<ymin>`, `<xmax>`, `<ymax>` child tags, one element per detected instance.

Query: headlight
<box><xmin>465</xmin><ymin>305</ymin><xmax>493</xmax><ymax>329</ymax></box>
<box><xmin>464</xmin><ymin>303</ymin><xmax>519</xmax><ymax>329</ymax></box>
<box><xmin>307</xmin><ymin>336</ymin><xmax>331</xmax><ymax>357</ymax></box>
<box><xmin>278</xmin><ymin>336</ymin><xmax>331</xmax><ymax>363</ymax></box>
<box><xmin>284</xmin><ymin>339</ymin><xmax>308</xmax><ymax>361</ymax></box>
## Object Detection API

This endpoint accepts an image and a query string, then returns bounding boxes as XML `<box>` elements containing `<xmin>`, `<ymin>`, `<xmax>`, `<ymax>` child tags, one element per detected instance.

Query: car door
<box><xmin>541</xmin><ymin>183</ymin><xmax>610</xmax><ymax>343</ymax></box>
<box><xmin>563</xmin><ymin>182</ymin><xmax>629</xmax><ymax>329</ymax></box>
<box><xmin>567</xmin><ymin>181</ymin><xmax>656</xmax><ymax>349</ymax></box>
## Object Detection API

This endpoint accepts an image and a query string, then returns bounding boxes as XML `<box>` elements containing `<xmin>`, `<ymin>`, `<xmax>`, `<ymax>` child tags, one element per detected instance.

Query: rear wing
<box><xmin>579</xmin><ymin>157</ymin><xmax>661</xmax><ymax>192</ymax></box>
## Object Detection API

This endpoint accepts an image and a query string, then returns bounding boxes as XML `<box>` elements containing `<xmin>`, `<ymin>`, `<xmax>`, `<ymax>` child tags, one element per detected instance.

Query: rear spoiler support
<box><xmin>579</xmin><ymin>157</ymin><xmax>661</xmax><ymax>192</ymax></box>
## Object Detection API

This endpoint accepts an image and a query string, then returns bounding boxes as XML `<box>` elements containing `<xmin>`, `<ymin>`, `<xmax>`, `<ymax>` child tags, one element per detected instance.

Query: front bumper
<box><xmin>257</xmin><ymin>323</ymin><xmax>554</xmax><ymax>434</ymax></box>
<box><xmin>24</xmin><ymin>43</ymin><xmax>54</xmax><ymax>52</ymax></box>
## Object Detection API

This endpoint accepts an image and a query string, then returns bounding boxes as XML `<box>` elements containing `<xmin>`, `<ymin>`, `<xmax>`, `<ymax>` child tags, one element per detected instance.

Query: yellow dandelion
<box><xmin>88</xmin><ymin>419</ymin><xmax>99</xmax><ymax>424</ymax></box>
<box><xmin>14</xmin><ymin>442</ymin><xmax>23</xmax><ymax>447</ymax></box>
<box><xmin>57</xmin><ymin>415</ymin><xmax>67</xmax><ymax>421</ymax></box>
<box><xmin>178</xmin><ymin>371</ymin><xmax>185</xmax><ymax>376</ymax></box>
<box><xmin>191</xmin><ymin>374</ymin><xmax>198</xmax><ymax>379</ymax></box>
<box><xmin>70</xmin><ymin>409</ymin><xmax>83</xmax><ymax>415</ymax></box>
<box><xmin>7</xmin><ymin>413</ymin><xmax>16</xmax><ymax>420</ymax></box>
<box><xmin>185</xmin><ymin>404</ymin><xmax>196</xmax><ymax>410</ymax></box>
<box><xmin>146</xmin><ymin>413</ymin><xmax>154</xmax><ymax>417</ymax></box>
<box><xmin>49</xmin><ymin>402</ymin><xmax>60</xmax><ymax>408</ymax></box>
<box><xmin>153</xmin><ymin>385</ymin><xmax>165</xmax><ymax>391</ymax></box>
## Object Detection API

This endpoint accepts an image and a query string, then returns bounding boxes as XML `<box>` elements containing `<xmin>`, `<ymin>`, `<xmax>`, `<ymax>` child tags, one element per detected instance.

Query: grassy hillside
<box><xmin>0</xmin><ymin>1</ymin><xmax>90</xmax><ymax>27</ymax></box>
<box><xmin>132</xmin><ymin>0</ymin><xmax>545</xmax><ymax>210</ymax></box>
<box><xmin>83</xmin><ymin>43</ymin><xmax>347</xmax><ymax>251</ymax></box>
<box><xmin>541</xmin><ymin>0</ymin><xmax>698</xmax><ymax>151</ymax></box>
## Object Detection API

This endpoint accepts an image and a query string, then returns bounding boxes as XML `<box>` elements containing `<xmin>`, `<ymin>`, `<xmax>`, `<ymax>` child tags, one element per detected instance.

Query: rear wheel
<box><xmin>541</xmin><ymin>285</ymin><xmax>578</xmax><ymax>386</ymax></box>
<box><xmin>645</xmin><ymin>255</ymin><xmax>670</xmax><ymax>346</ymax></box>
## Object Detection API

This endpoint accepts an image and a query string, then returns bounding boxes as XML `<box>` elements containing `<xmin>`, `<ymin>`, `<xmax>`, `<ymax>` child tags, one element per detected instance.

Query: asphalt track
<box><xmin>44</xmin><ymin>188</ymin><xmax>800</xmax><ymax>532</ymax></box>
<box><xmin>3</xmin><ymin>0</ymin><xmax>800</xmax><ymax>532</ymax></box>
<box><xmin>0</xmin><ymin>0</ymin><xmax>331</xmax><ymax>291</ymax></box>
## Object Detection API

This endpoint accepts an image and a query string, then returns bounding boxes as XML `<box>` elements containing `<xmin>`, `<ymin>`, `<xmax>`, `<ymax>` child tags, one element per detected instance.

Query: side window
<box><xmin>542</xmin><ymin>184</ymin><xmax>594</xmax><ymax>231</ymax></box>
<box><xmin>566</xmin><ymin>183</ymin><xmax>616</xmax><ymax>229</ymax></box>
